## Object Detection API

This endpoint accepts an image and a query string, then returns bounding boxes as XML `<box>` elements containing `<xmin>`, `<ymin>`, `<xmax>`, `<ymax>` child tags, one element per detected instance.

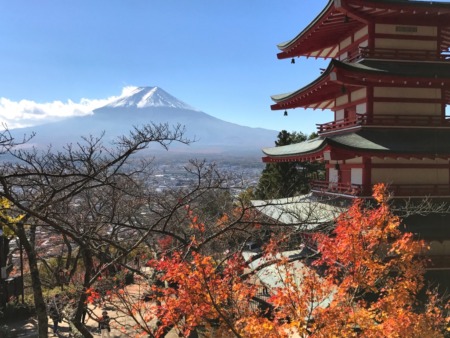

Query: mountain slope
<box><xmin>10</xmin><ymin>87</ymin><xmax>277</xmax><ymax>156</ymax></box>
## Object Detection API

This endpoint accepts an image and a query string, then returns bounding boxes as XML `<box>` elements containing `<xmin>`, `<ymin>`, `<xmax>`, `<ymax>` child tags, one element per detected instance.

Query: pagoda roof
<box><xmin>251</xmin><ymin>194</ymin><xmax>345</xmax><ymax>227</ymax></box>
<box><xmin>262</xmin><ymin>129</ymin><xmax>450</xmax><ymax>162</ymax></box>
<box><xmin>278</xmin><ymin>0</ymin><xmax>450</xmax><ymax>60</ymax></box>
<box><xmin>402</xmin><ymin>213</ymin><xmax>450</xmax><ymax>241</ymax></box>
<box><xmin>271</xmin><ymin>59</ymin><xmax>450</xmax><ymax>110</ymax></box>
<box><xmin>262</xmin><ymin>138</ymin><xmax>326</xmax><ymax>161</ymax></box>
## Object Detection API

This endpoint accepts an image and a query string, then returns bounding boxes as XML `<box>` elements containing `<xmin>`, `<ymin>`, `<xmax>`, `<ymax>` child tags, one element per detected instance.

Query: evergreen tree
<box><xmin>254</xmin><ymin>130</ymin><xmax>323</xmax><ymax>199</ymax></box>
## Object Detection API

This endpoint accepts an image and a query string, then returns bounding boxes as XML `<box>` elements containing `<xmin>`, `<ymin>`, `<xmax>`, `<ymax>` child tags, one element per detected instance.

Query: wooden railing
<box><xmin>316</xmin><ymin>114</ymin><xmax>450</xmax><ymax>133</ymax></box>
<box><xmin>345</xmin><ymin>46</ymin><xmax>449</xmax><ymax>62</ymax></box>
<box><xmin>425</xmin><ymin>255</ymin><xmax>450</xmax><ymax>269</ymax></box>
<box><xmin>366</xmin><ymin>114</ymin><xmax>450</xmax><ymax>126</ymax></box>
<box><xmin>310</xmin><ymin>180</ymin><xmax>362</xmax><ymax>196</ymax></box>
<box><xmin>310</xmin><ymin>181</ymin><xmax>450</xmax><ymax>197</ymax></box>
<box><xmin>316</xmin><ymin>116</ymin><xmax>363</xmax><ymax>133</ymax></box>
<box><xmin>388</xmin><ymin>184</ymin><xmax>450</xmax><ymax>197</ymax></box>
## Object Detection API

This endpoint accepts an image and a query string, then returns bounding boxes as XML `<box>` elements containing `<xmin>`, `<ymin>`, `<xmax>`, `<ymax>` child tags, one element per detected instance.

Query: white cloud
<box><xmin>0</xmin><ymin>87</ymin><xmax>137</xmax><ymax>129</ymax></box>
<box><xmin>120</xmin><ymin>86</ymin><xmax>138</xmax><ymax>97</ymax></box>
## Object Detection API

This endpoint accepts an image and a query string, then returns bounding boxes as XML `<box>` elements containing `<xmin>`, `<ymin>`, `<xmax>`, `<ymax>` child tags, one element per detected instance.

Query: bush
<box><xmin>125</xmin><ymin>272</ymin><xmax>134</xmax><ymax>285</ymax></box>
<box><xmin>0</xmin><ymin>325</ymin><xmax>18</xmax><ymax>338</ymax></box>
<box><xmin>0</xmin><ymin>301</ymin><xmax>34</xmax><ymax>324</ymax></box>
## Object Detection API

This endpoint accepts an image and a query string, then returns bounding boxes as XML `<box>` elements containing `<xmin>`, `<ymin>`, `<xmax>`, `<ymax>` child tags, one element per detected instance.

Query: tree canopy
<box><xmin>254</xmin><ymin>130</ymin><xmax>323</xmax><ymax>199</ymax></box>
<box><xmin>104</xmin><ymin>185</ymin><xmax>449</xmax><ymax>337</ymax></box>
<box><xmin>0</xmin><ymin>124</ymin><xmax>448</xmax><ymax>337</ymax></box>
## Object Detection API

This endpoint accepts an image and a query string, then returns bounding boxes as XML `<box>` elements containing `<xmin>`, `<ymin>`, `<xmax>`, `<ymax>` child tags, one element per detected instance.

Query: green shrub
<box><xmin>0</xmin><ymin>325</ymin><xmax>18</xmax><ymax>338</ymax></box>
<box><xmin>0</xmin><ymin>301</ymin><xmax>34</xmax><ymax>324</ymax></box>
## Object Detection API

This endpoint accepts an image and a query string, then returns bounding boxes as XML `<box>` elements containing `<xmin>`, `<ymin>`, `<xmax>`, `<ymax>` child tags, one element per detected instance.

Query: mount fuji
<box><xmin>10</xmin><ymin>87</ymin><xmax>278</xmax><ymax>157</ymax></box>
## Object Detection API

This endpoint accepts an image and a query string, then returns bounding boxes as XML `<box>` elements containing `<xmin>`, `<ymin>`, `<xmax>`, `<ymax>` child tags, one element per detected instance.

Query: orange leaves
<box><xmin>108</xmin><ymin>184</ymin><xmax>447</xmax><ymax>337</ymax></box>
<box><xmin>309</xmin><ymin>184</ymin><xmax>448</xmax><ymax>337</ymax></box>
<box><xmin>147</xmin><ymin>251</ymin><xmax>261</xmax><ymax>336</ymax></box>
<box><xmin>157</xmin><ymin>235</ymin><xmax>173</xmax><ymax>252</ymax></box>
<box><xmin>372</xmin><ymin>182</ymin><xmax>390</xmax><ymax>204</ymax></box>
<box><xmin>85</xmin><ymin>287</ymin><xmax>101</xmax><ymax>304</ymax></box>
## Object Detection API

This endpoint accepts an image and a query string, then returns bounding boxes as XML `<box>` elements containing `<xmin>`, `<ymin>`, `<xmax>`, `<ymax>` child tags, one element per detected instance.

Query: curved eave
<box><xmin>327</xmin><ymin>129</ymin><xmax>450</xmax><ymax>158</ymax></box>
<box><xmin>262</xmin><ymin>138</ymin><xmax>327</xmax><ymax>163</ymax></box>
<box><xmin>277</xmin><ymin>0</ymin><xmax>362</xmax><ymax>60</ymax></box>
<box><xmin>262</xmin><ymin>130</ymin><xmax>450</xmax><ymax>163</ymax></box>
<box><xmin>271</xmin><ymin>59</ymin><xmax>450</xmax><ymax>110</ymax></box>
<box><xmin>336</xmin><ymin>60</ymin><xmax>450</xmax><ymax>105</ymax></box>
<box><xmin>337</xmin><ymin>59</ymin><xmax>450</xmax><ymax>79</ymax></box>
<box><xmin>277</xmin><ymin>0</ymin><xmax>450</xmax><ymax>60</ymax></box>
<box><xmin>270</xmin><ymin>61</ymin><xmax>340</xmax><ymax>111</ymax></box>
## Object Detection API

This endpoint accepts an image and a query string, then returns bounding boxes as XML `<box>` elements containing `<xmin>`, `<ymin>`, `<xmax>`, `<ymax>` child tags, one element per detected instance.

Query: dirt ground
<box><xmin>4</xmin><ymin>281</ymin><xmax>181</xmax><ymax>338</ymax></box>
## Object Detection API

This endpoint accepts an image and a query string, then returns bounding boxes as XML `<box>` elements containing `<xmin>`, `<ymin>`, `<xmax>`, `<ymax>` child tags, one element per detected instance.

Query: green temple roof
<box><xmin>271</xmin><ymin>59</ymin><xmax>450</xmax><ymax>105</ymax></box>
<box><xmin>263</xmin><ymin>129</ymin><xmax>450</xmax><ymax>158</ymax></box>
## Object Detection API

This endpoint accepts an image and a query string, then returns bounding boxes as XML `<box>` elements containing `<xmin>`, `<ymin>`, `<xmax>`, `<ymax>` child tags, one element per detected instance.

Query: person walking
<box><xmin>48</xmin><ymin>294</ymin><xmax>62</xmax><ymax>335</ymax></box>
<box><xmin>98</xmin><ymin>310</ymin><xmax>111</xmax><ymax>338</ymax></box>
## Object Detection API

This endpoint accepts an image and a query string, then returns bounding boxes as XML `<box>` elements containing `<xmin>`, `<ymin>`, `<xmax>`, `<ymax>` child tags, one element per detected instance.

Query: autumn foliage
<box><xmin>310</xmin><ymin>184</ymin><xmax>448</xmax><ymax>337</ymax></box>
<box><xmin>106</xmin><ymin>184</ymin><xmax>449</xmax><ymax>337</ymax></box>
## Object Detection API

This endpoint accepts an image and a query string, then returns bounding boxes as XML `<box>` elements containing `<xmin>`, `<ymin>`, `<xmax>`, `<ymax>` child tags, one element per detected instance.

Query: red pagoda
<box><xmin>262</xmin><ymin>0</ymin><xmax>450</xmax><ymax>282</ymax></box>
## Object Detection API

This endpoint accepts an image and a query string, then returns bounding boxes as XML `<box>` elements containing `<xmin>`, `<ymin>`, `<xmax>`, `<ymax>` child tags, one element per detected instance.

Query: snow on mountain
<box><xmin>105</xmin><ymin>86</ymin><xmax>197</xmax><ymax>110</ymax></box>
<box><xmin>9</xmin><ymin>86</ymin><xmax>278</xmax><ymax>156</ymax></box>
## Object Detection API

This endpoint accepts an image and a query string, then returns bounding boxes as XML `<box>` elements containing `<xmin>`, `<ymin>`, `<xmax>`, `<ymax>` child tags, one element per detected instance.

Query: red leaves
<box><xmin>157</xmin><ymin>236</ymin><xmax>173</xmax><ymax>252</ymax></box>
<box><xmin>110</xmin><ymin>186</ymin><xmax>448</xmax><ymax>336</ymax></box>
<box><xmin>85</xmin><ymin>288</ymin><xmax>101</xmax><ymax>304</ymax></box>
<box><xmin>310</xmin><ymin>184</ymin><xmax>446</xmax><ymax>336</ymax></box>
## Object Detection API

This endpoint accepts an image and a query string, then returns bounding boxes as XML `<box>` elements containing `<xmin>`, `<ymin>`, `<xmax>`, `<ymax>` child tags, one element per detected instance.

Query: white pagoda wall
<box><xmin>374</xmin><ymin>87</ymin><xmax>441</xmax><ymax>100</ymax></box>
<box><xmin>373</xmin><ymin>87</ymin><xmax>443</xmax><ymax>117</ymax></box>
<box><xmin>371</xmin><ymin>158</ymin><xmax>449</xmax><ymax>185</ymax></box>
<box><xmin>334</xmin><ymin>88</ymin><xmax>367</xmax><ymax>120</ymax></box>
<box><xmin>371</xmin><ymin>168</ymin><xmax>448</xmax><ymax>185</ymax></box>
<box><xmin>373</xmin><ymin>102</ymin><xmax>441</xmax><ymax>115</ymax></box>
<box><xmin>429</xmin><ymin>240</ymin><xmax>450</xmax><ymax>257</ymax></box>
<box><xmin>337</xmin><ymin>26</ymin><xmax>368</xmax><ymax>61</ymax></box>
<box><xmin>374</xmin><ymin>23</ymin><xmax>438</xmax><ymax>52</ymax></box>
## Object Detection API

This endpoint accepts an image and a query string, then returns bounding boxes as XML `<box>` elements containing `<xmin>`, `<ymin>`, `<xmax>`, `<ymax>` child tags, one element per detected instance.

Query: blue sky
<box><xmin>1</xmin><ymin>1</ymin><xmax>335</xmax><ymax>133</ymax></box>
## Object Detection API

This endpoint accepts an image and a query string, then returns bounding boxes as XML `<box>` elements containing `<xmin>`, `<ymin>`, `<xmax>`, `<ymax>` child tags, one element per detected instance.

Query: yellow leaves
<box><xmin>2</xmin><ymin>224</ymin><xmax>15</xmax><ymax>237</ymax></box>
<box><xmin>238</xmin><ymin>316</ymin><xmax>284</xmax><ymax>338</ymax></box>
<box><xmin>372</xmin><ymin>183</ymin><xmax>390</xmax><ymax>204</ymax></box>
<box><xmin>216</xmin><ymin>213</ymin><xmax>229</xmax><ymax>227</ymax></box>
<box><xmin>0</xmin><ymin>197</ymin><xmax>24</xmax><ymax>237</ymax></box>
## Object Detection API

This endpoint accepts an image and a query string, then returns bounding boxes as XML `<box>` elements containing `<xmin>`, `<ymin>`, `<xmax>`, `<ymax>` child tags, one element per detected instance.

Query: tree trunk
<box><xmin>16</xmin><ymin>224</ymin><xmax>48</xmax><ymax>337</ymax></box>
<box><xmin>71</xmin><ymin>246</ymin><xmax>94</xmax><ymax>338</ymax></box>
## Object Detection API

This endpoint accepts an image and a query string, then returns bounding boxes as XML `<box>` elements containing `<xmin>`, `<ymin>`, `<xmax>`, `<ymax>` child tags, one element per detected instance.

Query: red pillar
<box><xmin>362</xmin><ymin>156</ymin><xmax>372</xmax><ymax>196</ymax></box>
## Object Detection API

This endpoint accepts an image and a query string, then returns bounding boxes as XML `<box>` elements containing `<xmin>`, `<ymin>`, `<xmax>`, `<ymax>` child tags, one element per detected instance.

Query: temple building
<box><xmin>260</xmin><ymin>0</ymin><xmax>450</xmax><ymax>286</ymax></box>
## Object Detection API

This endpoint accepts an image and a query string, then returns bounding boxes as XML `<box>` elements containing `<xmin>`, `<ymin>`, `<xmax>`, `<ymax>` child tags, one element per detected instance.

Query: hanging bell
<box><xmin>291</xmin><ymin>58</ymin><xmax>295</xmax><ymax>64</ymax></box>
<box><xmin>284</xmin><ymin>110</ymin><xmax>288</xmax><ymax>116</ymax></box>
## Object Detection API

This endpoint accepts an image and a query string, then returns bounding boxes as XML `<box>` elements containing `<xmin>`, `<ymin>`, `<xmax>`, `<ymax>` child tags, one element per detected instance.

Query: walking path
<box><xmin>6</xmin><ymin>314</ymin><xmax>121</xmax><ymax>337</ymax></box>
<box><xmin>5</xmin><ymin>281</ymin><xmax>180</xmax><ymax>338</ymax></box>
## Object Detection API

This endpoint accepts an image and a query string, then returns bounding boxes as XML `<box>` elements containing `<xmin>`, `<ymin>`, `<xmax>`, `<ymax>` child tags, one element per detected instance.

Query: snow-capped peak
<box><xmin>105</xmin><ymin>86</ymin><xmax>197</xmax><ymax>110</ymax></box>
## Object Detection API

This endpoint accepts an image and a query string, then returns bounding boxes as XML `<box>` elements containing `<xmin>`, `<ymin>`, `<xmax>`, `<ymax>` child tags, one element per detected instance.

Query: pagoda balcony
<box><xmin>388</xmin><ymin>184</ymin><xmax>450</xmax><ymax>197</ymax></box>
<box><xmin>310</xmin><ymin>180</ymin><xmax>362</xmax><ymax>196</ymax></box>
<box><xmin>310</xmin><ymin>180</ymin><xmax>450</xmax><ymax>198</ymax></box>
<box><xmin>317</xmin><ymin>114</ymin><xmax>450</xmax><ymax>134</ymax></box>
<box><xmin>346</xmin><ymin>47</ymin><xmax>450</xmax><ymax>62</ymax></box>
<box><xmin>316</xmin><ymin>116</ymin><xmax>363</xmax><ymax>134</ymax></box>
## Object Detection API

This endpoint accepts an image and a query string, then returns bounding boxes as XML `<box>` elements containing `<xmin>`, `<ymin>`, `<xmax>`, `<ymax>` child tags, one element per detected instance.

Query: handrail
<box><xmin>310</xmin><ymin>180</ymin><xmax>361</xmax><ymax>196</ymax></box>
<box><xmin>310</xmin><ymin>180</ymin><xmax>450</xmax><ymax>197</ymax></box>
<box><xmin>317</xmin><ymin>114</ymin><xmax>450</xmax><ymax>133</ymax></box>
<box><xmin>316</xmin><ymin>116</ymin><xmax>362</xmax><ymax>133</ymax></box>
<box><xmin>388</xmin><ymin>184</ymin><xmax>450</xmax><ymax>196</ymax></box>
<box><xmin>363</xmin><ymin>114</ymin><xmax>450</xmax><ymax>126</ymax></box>
<box><xmin>345</xmin><ymin>46</ymin><xmax>447</xmax><ymax>62</ymax></box>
